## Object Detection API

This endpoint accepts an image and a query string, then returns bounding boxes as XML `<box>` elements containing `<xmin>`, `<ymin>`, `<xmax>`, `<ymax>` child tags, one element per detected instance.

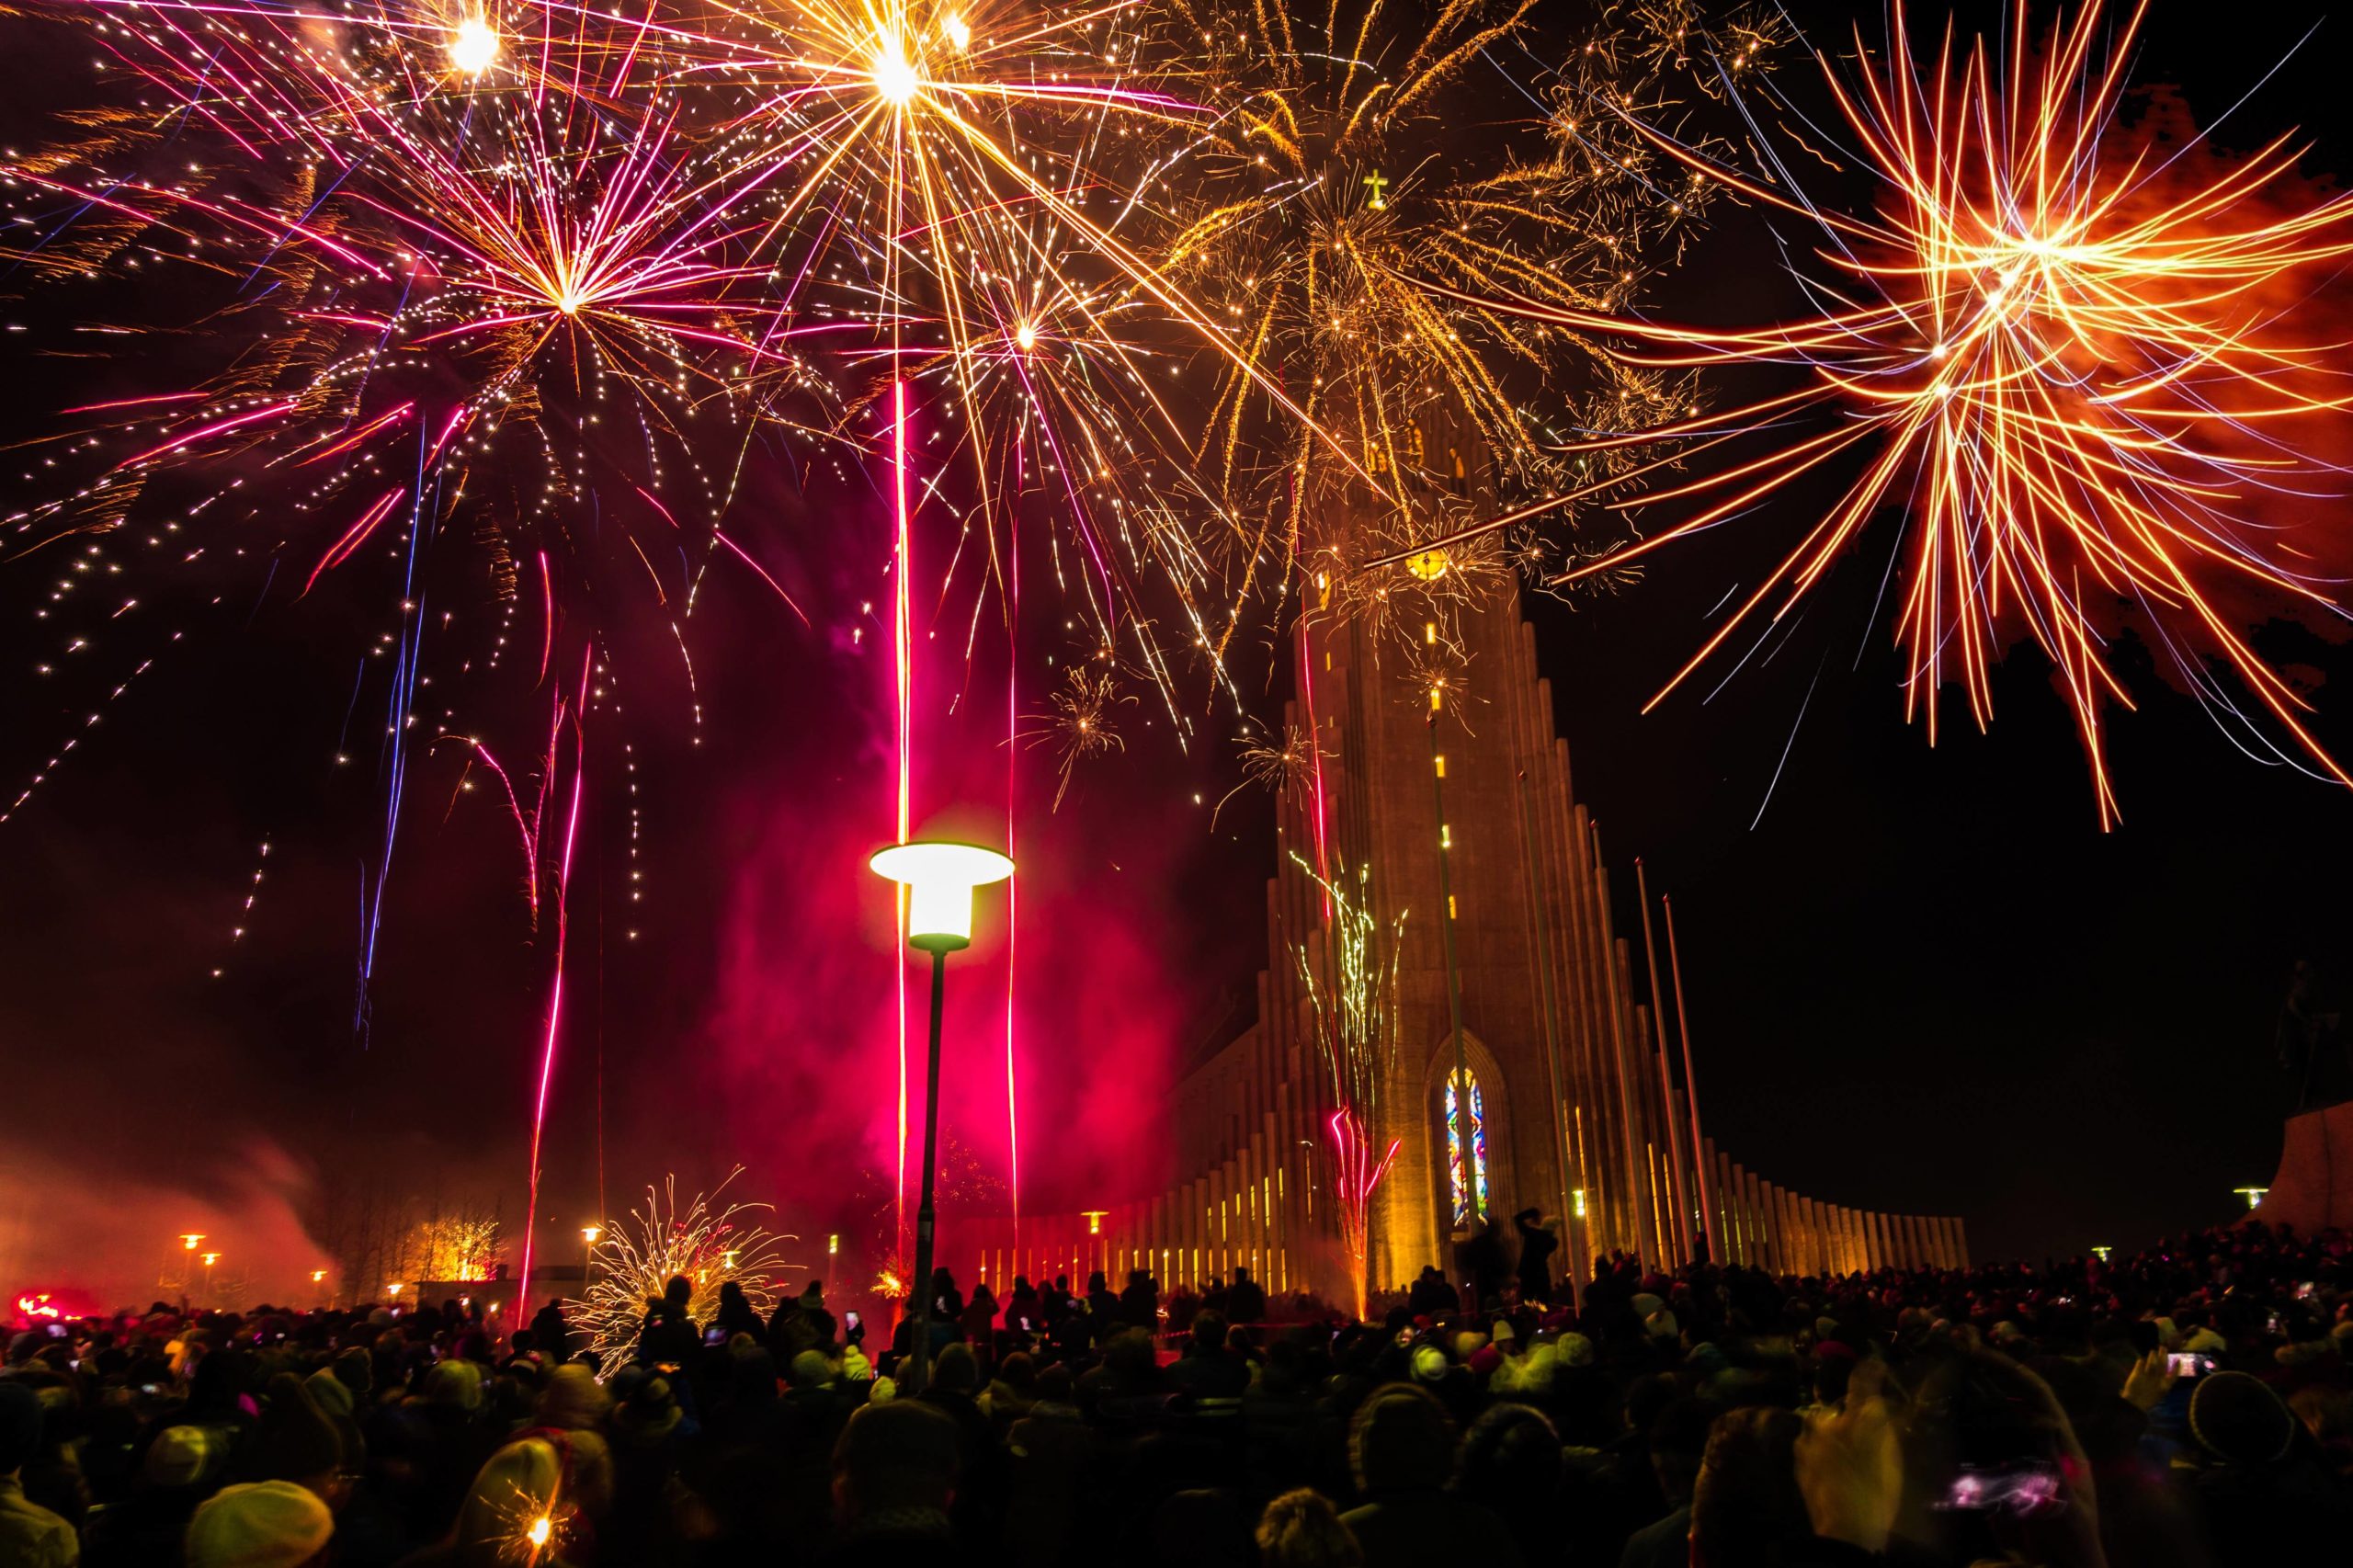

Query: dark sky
<box><xmin>4</xmin><ymin>2</ymin><xmax>2352</xmax><ymax>1304</ymax></box>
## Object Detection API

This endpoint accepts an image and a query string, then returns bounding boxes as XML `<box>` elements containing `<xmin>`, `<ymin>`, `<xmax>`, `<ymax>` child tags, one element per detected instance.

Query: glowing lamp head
<box><xmin>870</xmin><ymin>840</ymin><xmax>1014</xmax><ymax>952</ymax></box>
<box><xmin>200</xmin><ymin>1253</ymin><xmax>220</xmax><ymax>1267</ymax></box>
<box><xmin>1403</xmin><ymin>548</ymin><xmax>1450</xmax><ymax>582</ymax></box>
<box><xmin>871</xmin><ymin>39</ymin><xmax>920</xmax><ymax>105</ymax></box>
<box><xmin>311</xmin><ymin>1270</ymin><xmax>326</xmax><ymax>1283</ymax></box>
<box><xmin>449</xmin><ymin>17</ymin><xmax>499</xmax><ymax>75</ymax></box>
<box><xmin>582</xmin><ymin>1224</ymin><xmax>602</xmax><ymax>1244</ymax></box>
<box><xmin>182</xmin><ymin>1233</ymin><xmax>203</xmax><ymax>1251</ymax></box>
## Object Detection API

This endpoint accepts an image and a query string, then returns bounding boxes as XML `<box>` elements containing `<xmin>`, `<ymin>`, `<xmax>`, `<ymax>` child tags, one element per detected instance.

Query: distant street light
<box><xmin>2234</xmin><ymin>1186</ymin><xmax>2269</xmax><ymax>1210</ymax></box>
<box><xmin>870</xmin><ymin>837</ymin><xmax>1014</xmax><ymax>1393</ymax></box>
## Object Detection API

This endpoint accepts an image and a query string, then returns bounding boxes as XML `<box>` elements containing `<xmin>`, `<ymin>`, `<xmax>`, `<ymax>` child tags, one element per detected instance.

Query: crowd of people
<box><xmin>4</xmin><ymin>1217</ymin><xmax>2352</xmax><ymax>1566</ymax></box>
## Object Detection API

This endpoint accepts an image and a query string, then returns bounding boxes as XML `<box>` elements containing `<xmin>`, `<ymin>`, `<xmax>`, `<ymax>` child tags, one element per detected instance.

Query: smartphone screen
<box><xmin>2167</xmin><ymin>1351</ymin><xmax>2212</xmax><ymax>1379</ymax></box>
<box><xmin>843</xmin><ymin>1311</ymin><xmax>862</xmax><ymax>1332</ymax></box>
<box><xmin>1938</xmin><ymin>1462</ymin><xmax>2063</xmax><ymax>1515</ymax></box>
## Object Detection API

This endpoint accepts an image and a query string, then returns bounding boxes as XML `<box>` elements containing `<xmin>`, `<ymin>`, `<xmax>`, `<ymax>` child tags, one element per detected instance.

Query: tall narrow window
<box><xmin>1444</xmin><ymin>1071</ymin><xmax>1488</xmax><ymax>1226</ymax></box>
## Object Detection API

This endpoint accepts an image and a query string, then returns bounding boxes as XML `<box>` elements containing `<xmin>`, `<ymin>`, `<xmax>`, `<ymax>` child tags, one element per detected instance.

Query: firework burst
<box><xmin>572</xmin><ymin>1170</ymin><xmax>798</xmax><ymax>1371</ymax></box>
<box><xmin>1150</xmin><ymin>0</ymin><xmax>1727</xmax><ymax>650</ymax></box>
<box><xmin>1025</xmin><ymin>660</ymin><xmax>1133</xmax><ymax>806</ymax></box>
<box><xmin>1379</xmin><ymin>0</ymin><xmax>2353</xmax><ymax>825</ymax></box>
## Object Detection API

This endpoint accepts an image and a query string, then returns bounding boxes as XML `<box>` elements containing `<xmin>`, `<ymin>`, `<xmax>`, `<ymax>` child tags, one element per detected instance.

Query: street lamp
<box><xmin>582</xmin><ymin>1225</ymin><xmax>602</xmax><ymax>1294</ymax></box>
<box><xmin>2234</xmin><ymin>1186</ymin><xmax>2269</xmax><ymax>1210</ymax></box>
<box><xmin>199</xmin><ymin>1253</ymin><xmax>220</xmax><ymax>1307</ymax></box>
<box><xmin>870</xmin><ymin>837</ymin><xmax>1014</xmax><ymax>1393</ymax></box>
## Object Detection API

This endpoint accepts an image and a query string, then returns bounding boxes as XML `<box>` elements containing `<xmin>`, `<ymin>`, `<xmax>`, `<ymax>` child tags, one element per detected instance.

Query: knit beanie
<box><xmin>425</xmin><ymin>1358</ymin><xmax>485</xmax><ymax>1413</ymax></box>
<box><xmin>144</xmin><ymin>1424</ymin><xmax>221</xmax><ymax>1490</ymax></box>
<box><xmin>243</xmin><ymin>1374</ymin><xmax>345</xmax><ymax>1488</ymax></box>
<box><xmin>332</xmin><ymin>1346</ymin><xmax>373</xmax><ymax>1396</ymax></box>
<box><xmin>184</xmin><ymin>1480</ymin><xmax>334</xmax><ymax>1568</ymax></box>
<box><xmin>455</xmin><ymin>1437</ymin><xmax>562</xmax><ymax>1553</ymax></box>
<box><xmin>537</xmin><ymin>1363</ymin><xmax>610</xmax><ymax>1430</ymax></box>
<box><xmin>2188</xmin><ymin>1370</ymin><xmax>2297</xmax><ymax>1467</ymax></box>
<box><xmin>302</xmin><ymin>1369</ymin><xmax>353</xmax><ymax>1421</ymax></box>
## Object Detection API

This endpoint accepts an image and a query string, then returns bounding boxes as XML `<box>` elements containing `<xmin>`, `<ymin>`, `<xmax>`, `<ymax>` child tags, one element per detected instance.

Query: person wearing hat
<box><xmin>611</xmin><ymin>1370</ymin><xmax>685</xmax><ymax>1448</ymax></box>
<box><xmin>2187</xmin><ymin>1369</ymin><xmax>2353</xmax><ymax>1560</ymax></box>
<box><xmin>238</xmin><ymin>1374</ymin><xmax>347</xmax><ymax>1501</ymax></box>
<box><xmin>535</xmin><ymin>1363</ymin><xmax>610</xmax><ymax>1433</ymax></box>
<box><xmin>1338</xmin><ymin>1384</ymin><xmax>1519</xmax><ymax>1568</ymax></box>
<box><xmin>821</xmin><ymin>1401</ymin><xmax>959</xmax><ymax>1562</ymax></box>
<box><xmin>183</xmin><ymin>1480</ymin><xmax>333</xmax><ymax>1568</ymax></box>
<box><xmin>395</xmin><ymin>1435</ymin><xmax>570</xmax><ymax>1568</ymax></box>
<box><xmin>83</xmin><ymin>1423</ymin><xmax>221</xmax><ymax>1567</ymax></box>
<box><xmin>0</xmin><ymin>1379</ymin><xmax>76</xmax><ymax>1567</ymax></box>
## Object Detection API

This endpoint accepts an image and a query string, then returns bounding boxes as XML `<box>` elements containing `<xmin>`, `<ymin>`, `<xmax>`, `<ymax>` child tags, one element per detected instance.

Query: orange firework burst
<box><xmin>1383</xmin><ymin>0</ymin><xmax>2353</xmax><ymax>826</ymax></box>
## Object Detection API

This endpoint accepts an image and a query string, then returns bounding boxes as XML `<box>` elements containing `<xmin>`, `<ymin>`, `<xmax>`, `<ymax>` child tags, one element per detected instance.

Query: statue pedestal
<box><xmin>2248</xmin><ymin>1099</ymin><xmax>2353</xmax><ymax>1233</ymax></box>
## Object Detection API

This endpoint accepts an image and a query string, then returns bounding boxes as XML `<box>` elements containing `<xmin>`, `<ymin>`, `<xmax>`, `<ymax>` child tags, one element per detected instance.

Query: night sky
<box><xmin>4</xmin><ymin>1</ymin><xmax>2352</xmax><ymax>1305</ymax></box>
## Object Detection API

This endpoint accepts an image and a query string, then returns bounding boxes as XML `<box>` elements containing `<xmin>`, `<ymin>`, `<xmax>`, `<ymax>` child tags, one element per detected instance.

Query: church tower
<box><xmin>952</xmin><ymin>412</ymin><xmax>1971</xmax><ymax>1302</ymax></box>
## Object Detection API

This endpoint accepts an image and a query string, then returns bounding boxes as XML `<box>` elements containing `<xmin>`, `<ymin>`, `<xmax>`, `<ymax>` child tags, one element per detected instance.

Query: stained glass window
<box><xmin>1444</xmin><ymin>1072</ymin><xmax>1488</xmax><ymax>1226</ymax></box>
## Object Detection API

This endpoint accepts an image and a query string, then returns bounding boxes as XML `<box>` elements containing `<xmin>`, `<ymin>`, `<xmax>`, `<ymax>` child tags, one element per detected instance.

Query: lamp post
<box><xmin>199</xmin><ymin>1253</ymin><xmax>221</xmax><ymax>1307</ymax></box>
<box><xmin>581</xmin><ymin>1226</ymin><xmax>602</xmax><ymax>1295</ymax></box>
<box><xmin>870</xmin><ymin>837</ymin><xmax>1015</xmax><ymax>1394</ymax></box>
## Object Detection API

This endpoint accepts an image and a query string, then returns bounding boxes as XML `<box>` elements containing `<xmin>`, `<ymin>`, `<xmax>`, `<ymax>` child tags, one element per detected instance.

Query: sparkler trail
<box><xmin>515</xmin><ymin>652</ymin><xmax>589</xmax><ymax>1303</ymax></box>
<box><xmin>1289</xmin><ymin>853</ymin><xmax>1404</xmax><ymax>1319</ymax></box>
<box><xmin>1375</xmin><ymin>0</ymin><xmax>2353</xmax><ymax>824</ymax></box>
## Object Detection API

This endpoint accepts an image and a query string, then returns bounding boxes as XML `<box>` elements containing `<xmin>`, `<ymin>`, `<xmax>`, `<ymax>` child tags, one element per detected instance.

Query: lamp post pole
<box><xmin>909</xmin><ymin>946</ymin><xmax>950</xmax><ymax>1395</ymax></box>
<box><xmin>870</xmin><ymin>838</ymin><xmax>1014</xmax><ymax>1396</ymax></box>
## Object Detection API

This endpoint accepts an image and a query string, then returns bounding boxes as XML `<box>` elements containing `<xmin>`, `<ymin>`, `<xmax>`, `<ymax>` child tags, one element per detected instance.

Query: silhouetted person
<box><xmin>1228</xmin><ymin>1267</ymin><xmax>1267</xmax><ymax>1324</ymax></box>
<box><xmin>1513</xmin><ymin>1208</ymin><xmax>1558</xmax><ymax>1305</ymax></box>
<box><xmin>638</xmin><ymin>1274</ymin><xmax>699</xmax><ymax>1367</ymax></box>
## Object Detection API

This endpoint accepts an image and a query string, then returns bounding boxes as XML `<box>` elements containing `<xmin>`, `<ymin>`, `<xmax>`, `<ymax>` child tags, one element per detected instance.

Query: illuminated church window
<box><xmin>1444</xmin><ymin>1070</ymin><xmax>1488</xmax><ymax>1225</ymax></box>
